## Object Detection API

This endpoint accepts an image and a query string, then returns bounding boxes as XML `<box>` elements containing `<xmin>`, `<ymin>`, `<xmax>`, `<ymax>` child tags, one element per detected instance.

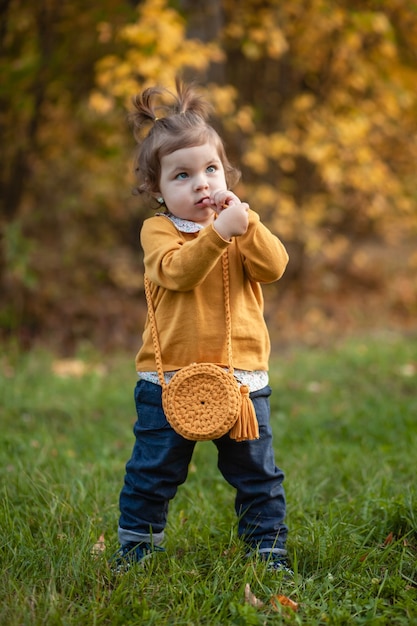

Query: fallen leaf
<box><xmin>271</xmin><ymin>594</ymin><xmax>299</xmax><ymax>612</ymax></box>
<box><xmin>52</xmin><ymin>359</ymin><xmax>106</xmax><ymax>378</ymax></box>
<box><xmin>91</xmin><ymin>533</ymin><xmax>106</xmax><ymax>557</ymax></box>
<box><xmin>244</xmin><ymin>583</ymin><xmax>264</xmax><ymax>608</ymax></box>
<box><xmin>306</xmin><ymin>381</ymin><xmax>322</xmax><ymax>393</ymax></box>
<box><xmin>383</xmin><ymin>532</ymin><xmax>394</xmax><ymax>546</ymax></box>
<box><xmin>399</xmin><ymin>363</ymin><xmax>416</xmax><ymax>377</ymax></box>
<box><xmin>52</xmin><ymin>359</ymin><xmax>88</xmax><ymax>377</ymax></box>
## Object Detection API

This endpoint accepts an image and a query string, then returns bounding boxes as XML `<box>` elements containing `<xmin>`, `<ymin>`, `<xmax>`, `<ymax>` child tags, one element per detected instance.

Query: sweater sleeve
<box><xmin>141</xmin><ymin>215</ymin><xmax>230</xmax><ymax>290</ymax></box>
<box><xmin>236</xmin><ymin>209</ymin><xmax>289</xmax><ymax>283</ymax></box>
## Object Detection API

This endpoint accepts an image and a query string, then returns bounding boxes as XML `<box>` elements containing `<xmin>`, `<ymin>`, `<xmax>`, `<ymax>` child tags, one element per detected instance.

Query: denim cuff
<box><xmin>118</xmin><ymin>526</ymin><xmax>164</xmax><ymax>546</ymax></box>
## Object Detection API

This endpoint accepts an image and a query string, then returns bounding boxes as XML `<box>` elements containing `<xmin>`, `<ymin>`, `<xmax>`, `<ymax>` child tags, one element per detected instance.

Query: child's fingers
<box><xmin>212</xmin><ymin>190</ymin><xmax>240</xmax><ymax>209</ymax></box>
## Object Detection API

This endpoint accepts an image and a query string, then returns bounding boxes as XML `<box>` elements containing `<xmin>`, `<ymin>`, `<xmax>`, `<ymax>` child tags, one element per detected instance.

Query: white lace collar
<box><xmin>156</xmin><ymin>212</ymin><xmax>205</xmax><ymax>233</ymax></box>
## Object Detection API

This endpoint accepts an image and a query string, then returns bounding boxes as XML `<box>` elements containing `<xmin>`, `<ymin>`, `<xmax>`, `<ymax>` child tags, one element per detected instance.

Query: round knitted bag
<box><xmin>162</xmin><ymin>362</ymin><xmax>241</xmax><ymax>440</ymax></box>
<box><xmin>144</xmin><ymin>252</ymin><xmax>259</xmax><ymax>442</ymax></box>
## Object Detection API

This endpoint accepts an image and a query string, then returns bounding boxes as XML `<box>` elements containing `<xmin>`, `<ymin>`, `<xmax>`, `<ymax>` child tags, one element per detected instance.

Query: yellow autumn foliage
<box><xmin>92</xmin><ymin>0</ymin><xmax>224</xmax><ymax>109</ymax></box>
<box><xmin>2</xmin><ymin>0</ymin><xmax>417</xmax><ymax>349</ymax></box>
<box><xmin>92</xmin><ymin>0</ymin><xmax>417</xmax><ymax>256</ymax></box>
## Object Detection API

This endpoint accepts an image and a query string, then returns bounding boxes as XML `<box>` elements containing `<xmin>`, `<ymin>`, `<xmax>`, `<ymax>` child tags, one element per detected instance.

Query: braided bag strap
<box><xmin>144</xmin><ymin>252</ymin><xmax>233</xmax><ymax>384</ymax></box>
<box><xmin>143</xmin><ymin>273</ymin><xmax>167</xmax><ymax>388</ymax></box>
<box><xmin>221</xmin><ymin>251</ymin><xmax>234</xmax><ymax>374</ymax></box>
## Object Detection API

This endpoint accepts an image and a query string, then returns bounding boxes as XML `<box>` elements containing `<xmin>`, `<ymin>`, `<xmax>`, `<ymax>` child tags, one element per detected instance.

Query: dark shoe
<box><xmin>260</xmin><ymin>552</ymin><xmax>294</xmax><ymax>575</ymax></box>
<box><xmin>247</xmin><ymin>548</ymin><xmax>294</xmax><ymax>576</ymax></box>
<box><xmin>265</xmin><ymin>556</ymin><xmax>294</xmax><ymax>576</ymax></box>
<box><xmin>110</xmin><ymin>541</ymin><xmax>165</xmax><ymax>573</ymax></box>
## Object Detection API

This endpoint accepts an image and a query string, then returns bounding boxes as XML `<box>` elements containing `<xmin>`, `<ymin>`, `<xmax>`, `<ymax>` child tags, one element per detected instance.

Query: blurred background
<box><xmin>1</xmin><ymin>0</ymin><xmax>416</xmax><ymax>355</ymax></box>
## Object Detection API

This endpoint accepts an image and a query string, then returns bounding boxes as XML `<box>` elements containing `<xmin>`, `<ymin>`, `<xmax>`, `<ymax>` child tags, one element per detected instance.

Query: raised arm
<box><xmin>236</xmin><ymin>210</ymin><xmax>289</xmax><ymax>283</ymax></box>
<box><xmin>141</xmin><ymin>216</ymin><xmax>230</xmax><ymax>291</ymax></box>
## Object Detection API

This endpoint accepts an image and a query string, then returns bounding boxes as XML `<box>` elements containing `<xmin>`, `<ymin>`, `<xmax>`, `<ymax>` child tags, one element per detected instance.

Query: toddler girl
<box><xmin>113</xmin><ymin>79</ymin><xmax>291</xmax><ymax>574</ymax></box>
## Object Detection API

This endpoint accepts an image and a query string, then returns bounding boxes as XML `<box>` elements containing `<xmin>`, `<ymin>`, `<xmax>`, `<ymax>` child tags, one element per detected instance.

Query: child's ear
<box><xmin>149</xmin><ymin>191</ymin><xmax>165</xmax><ymax>205</ymax></box>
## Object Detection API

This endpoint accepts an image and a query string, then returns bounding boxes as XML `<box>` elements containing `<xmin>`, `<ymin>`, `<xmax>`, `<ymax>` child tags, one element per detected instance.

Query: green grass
<box><xmin>1</xmin><ymin>332</ymin><xmax>417</xmax><ymax>625</ymax></box>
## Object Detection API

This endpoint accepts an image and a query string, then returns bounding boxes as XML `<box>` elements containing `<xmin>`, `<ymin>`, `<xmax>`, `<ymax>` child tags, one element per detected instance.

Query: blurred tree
<box><xmin>207</xmin><ymin>0</ymin><xmax>417</xmax><ymax>291</ymax></box>
<box><xmin>0</xmin><ymin>0</ymin><xmax>137</xmax><ymax>345</ymax></box>
<box><xmin>1</xmin><ymin>0</ymin><xmax>417</xmax><ymax>350</ymax></box>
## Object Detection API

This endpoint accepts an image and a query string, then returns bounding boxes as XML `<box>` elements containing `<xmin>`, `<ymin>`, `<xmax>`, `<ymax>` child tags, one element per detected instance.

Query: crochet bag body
<box><xmin>144</xmin><ymin>252</ymin><xmax>259</xmax><ymax>442</ymax></box>
<box><xmin>162</xmin><ymin>362</ymin><xmax>242</xmax><ymax>440</ymax></box>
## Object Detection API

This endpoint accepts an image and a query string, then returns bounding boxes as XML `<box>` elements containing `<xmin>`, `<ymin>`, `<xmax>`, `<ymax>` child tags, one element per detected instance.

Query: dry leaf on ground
<box><xmin>383</xmin><ymin>531</ymin><xmax>394</xmax><ymax>546</ymax></box>
<box><xmin>91</xmin><ymin>533</ymin><xmax>106</xmax><ymax>557</ymax></box>
<box><xmin>271</xmin><ymin>594</ymin><xmax>299</xmax><ymax>612</ymax></box>
<box><xmin>245</xmin><ymin>584</ymin><xmax>299</xmax><ymax>613</ymax></box>
<box><xmin>244</xmin><ymin>583</ymin><xmax>264</xmax><ymax>607</ymax></box>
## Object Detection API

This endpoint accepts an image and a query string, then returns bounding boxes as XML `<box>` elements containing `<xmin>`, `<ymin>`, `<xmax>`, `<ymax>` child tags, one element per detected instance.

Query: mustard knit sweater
<box><xmin>136</xmin><ymin>209</ymin><xmax>289</xmax><ymax>373</ymax></box>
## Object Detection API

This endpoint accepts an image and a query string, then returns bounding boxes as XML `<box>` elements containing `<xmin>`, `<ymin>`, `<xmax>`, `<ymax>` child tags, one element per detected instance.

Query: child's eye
<box><xmin>206</xmin><ymin>165</ymin><xmax>217</xmax><ymax>173</ymax></box>
<box><xmin>175</xmin><ymin>172</ymin><xmax>188</xmax><ymax>180</ymax></box>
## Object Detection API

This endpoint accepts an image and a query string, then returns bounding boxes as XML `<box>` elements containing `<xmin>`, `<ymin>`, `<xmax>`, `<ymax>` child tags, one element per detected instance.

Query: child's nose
<box><xmin>194</xmin><ymin>173</ymin><xmax>209</xmax><ymax>190</ymax></box>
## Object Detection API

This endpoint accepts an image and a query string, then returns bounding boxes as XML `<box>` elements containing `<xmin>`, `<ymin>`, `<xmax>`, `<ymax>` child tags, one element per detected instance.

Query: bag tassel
<box><xmin>229</xmin><ymin>385</ymin><xmax>259</xmax><ymax>442</ymax></box>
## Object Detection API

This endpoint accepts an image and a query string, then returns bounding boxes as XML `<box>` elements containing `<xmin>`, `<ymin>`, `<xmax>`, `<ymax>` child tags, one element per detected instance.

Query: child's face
<box><xmin>157</xmin><ymin>142</ymin><xmax>227</xmax><ymax>226</ymax></box>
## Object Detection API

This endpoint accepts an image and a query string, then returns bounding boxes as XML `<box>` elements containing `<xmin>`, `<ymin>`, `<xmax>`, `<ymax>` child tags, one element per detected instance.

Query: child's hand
<box><xmin>213</xmin><ymin>200</ymin><xmax>250</xmax><ymax>240</ymax></box>
<box><xmin>209</xmin><ymin>189</ymin><xmax>241</xmax><ymax>213</ymax></box>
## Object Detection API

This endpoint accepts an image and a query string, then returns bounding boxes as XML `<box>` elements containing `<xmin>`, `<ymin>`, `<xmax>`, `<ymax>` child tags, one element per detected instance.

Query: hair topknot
<box><xmin>129</xmin><ymin>77</ymin><xmax>213</xmax><ymax>140</ymax></box>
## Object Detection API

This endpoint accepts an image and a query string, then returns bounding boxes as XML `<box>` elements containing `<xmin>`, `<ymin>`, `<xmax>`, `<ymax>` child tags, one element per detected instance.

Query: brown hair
<box><xmin>129</xmin><ymin>78</ymin><xmax>241</xmax><ymax>197</ymax></box>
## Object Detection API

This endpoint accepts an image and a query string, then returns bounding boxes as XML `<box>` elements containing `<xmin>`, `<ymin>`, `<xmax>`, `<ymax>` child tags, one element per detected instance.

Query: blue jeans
<box><xmin>118</xmin><ymin>380</ymin><xmax>288</xmax><ymax>556</ymax></box>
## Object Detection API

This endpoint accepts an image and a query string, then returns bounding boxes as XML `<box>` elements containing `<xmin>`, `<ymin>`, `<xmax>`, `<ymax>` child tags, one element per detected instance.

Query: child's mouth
<box><xmin>196</xmin><ymin>196</ymin><xmax>211</xmax><ymax>206</ymax></box>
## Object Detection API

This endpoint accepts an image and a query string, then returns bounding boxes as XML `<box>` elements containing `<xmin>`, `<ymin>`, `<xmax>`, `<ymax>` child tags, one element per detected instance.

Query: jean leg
<box><xmin>214</xmin><ymin>386</ymin><xmax>288</xmax><ymax>555</ymax></box>
<box><xmin>118</xmin><ymin>380</ymin><xmax>196</xmax><ymax>545</ymax></box>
